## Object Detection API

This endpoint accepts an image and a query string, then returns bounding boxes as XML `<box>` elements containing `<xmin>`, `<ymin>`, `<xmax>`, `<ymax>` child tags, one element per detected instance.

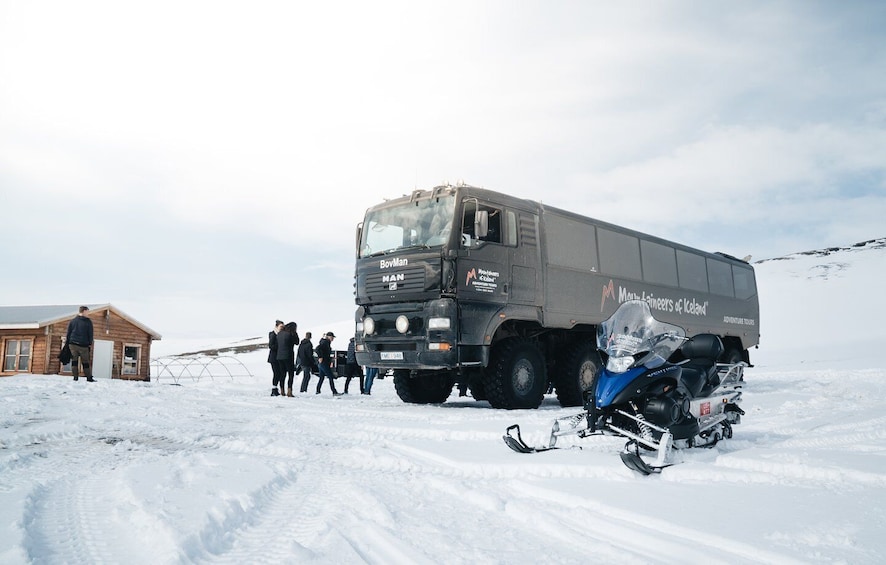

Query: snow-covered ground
<box><xmin>2</xmin><ymin>239</ymin><xmax>885</xmax><ymax>564</ymax></box>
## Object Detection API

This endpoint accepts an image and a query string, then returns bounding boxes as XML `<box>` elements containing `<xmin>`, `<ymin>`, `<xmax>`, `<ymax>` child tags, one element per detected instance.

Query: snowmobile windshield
<box><xmin>597</xmin><ymin>300</ymin><xmax>686</xmax><ymax>364</ymax></box>
<box><xmin>359</xmin><ymin>195</ymin><xmax>456</xmax><ymax>258</ymax></box>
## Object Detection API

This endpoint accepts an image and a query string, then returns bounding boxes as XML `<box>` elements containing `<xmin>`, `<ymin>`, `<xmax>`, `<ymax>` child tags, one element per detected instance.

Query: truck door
<box><xmin>457</xmin><ymin>200</ymin><xmax>509</xmax><ymax>305</ymax></box>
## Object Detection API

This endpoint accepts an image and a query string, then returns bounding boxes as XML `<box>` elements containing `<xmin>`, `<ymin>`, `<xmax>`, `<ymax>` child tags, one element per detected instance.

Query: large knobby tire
<box><xmin>482</xmin><ymin>338</ymin><xmax>547</xmax><ymax>409</ymax></box>
<box><xmin>720</xmin><ymin>348</ymin><xmax>743</xmax><ymax>365</ymax></box>
<box><xmin>720</xmin><ymin>347</ymin><xmax>745</xmax><ymax>381</ymax></box>
<box><xmin>555</xmin><ymin>342</ymin><xmax>601</xmax><ymax>407</ymax></box>
<box><xmin>394</xmin><ymin>370</ymin><xmax>453</xmax><ymax>404</ymax></box>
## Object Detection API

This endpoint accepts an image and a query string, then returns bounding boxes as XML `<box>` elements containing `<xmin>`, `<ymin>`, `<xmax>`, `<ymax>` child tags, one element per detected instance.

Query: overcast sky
<box><xmin>1</xmin><ymin>1</ymin><xmax>884</xmax><ymax>341</ymax></box>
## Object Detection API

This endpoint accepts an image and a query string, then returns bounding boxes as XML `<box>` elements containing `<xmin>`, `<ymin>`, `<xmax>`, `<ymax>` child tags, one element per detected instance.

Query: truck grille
<box><xmin>366</xmin><ymin>267</ymin><xmax>426</xmax><ymax>294</ymax></box>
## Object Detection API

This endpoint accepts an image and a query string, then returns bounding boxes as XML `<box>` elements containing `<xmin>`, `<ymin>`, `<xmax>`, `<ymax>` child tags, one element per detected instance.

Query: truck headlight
<box><xmin>396</xmin><ymin>315</ymin><xmax>410</xmax><ymax>334</ymax></box>
<box><xmin>363</xmin><ymin>317</ymin><xmax>375</xmax><ymax>335</ymax></box>
<box><xmin>428</xmin><ymin>317</ymin><xmax>451</xmax><ymax>330</ymax></box>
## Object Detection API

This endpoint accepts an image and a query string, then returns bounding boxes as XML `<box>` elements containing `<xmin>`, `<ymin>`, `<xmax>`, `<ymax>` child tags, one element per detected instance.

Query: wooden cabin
<box><xmin>0</xmin><ymin>304</ymin><xmax>161</xmax><ymax>381</ymax></box>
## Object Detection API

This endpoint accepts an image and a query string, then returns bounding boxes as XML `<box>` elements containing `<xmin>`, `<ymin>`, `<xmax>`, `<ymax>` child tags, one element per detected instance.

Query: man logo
<box><xmin>382</xmin><ymin>272</ymin><xmax>405</xmax><ymax>293</ymax></box>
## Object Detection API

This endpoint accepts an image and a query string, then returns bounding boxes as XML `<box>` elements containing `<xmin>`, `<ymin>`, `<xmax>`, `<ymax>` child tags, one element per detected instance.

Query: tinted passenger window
<box><xmin>733</xmin><ymin>265</ymin><xmax>756</xmax><ymax>300</ymax></box>
<box><xmin>598</xmin><ymin>228</ymin><xmax>641</xmax><ymax>280</ymax></box>
<box><xmin>641</xmin><ymin>240</ymin><xmax>678</xmax><ymax>286</ymax></box>
<box><xmin>545</xmin><ymin>216</ymin><xmax>598</xmax><ymax>271</ymax></box>
<box><xmin>676</xmin><ymin>250</ymin><xmax>708</xmax><ymax>292</ymax></box>
<box><xmin>707</xmin><ymin>259</ymin><xmax>734</xmax><ymax>297</ymax></box>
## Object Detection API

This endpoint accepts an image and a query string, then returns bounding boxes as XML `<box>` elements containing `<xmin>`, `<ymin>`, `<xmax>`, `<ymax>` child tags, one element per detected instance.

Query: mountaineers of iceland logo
<box><xmin>601</xmin><ymin>279</ymin><xmax>616</xmax><ymax>311</ymax></box>
<box><xmin>465</xmin><ymin>267</ymin><xmax>499</xmax><ymax>294</ymax></box>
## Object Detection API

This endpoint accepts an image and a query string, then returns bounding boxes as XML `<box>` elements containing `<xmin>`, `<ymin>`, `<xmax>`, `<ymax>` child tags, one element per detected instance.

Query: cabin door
<box><xmin>92</xmin><ymin>340</ymin><xmax>113</xmax><ymax>379</ymax></box>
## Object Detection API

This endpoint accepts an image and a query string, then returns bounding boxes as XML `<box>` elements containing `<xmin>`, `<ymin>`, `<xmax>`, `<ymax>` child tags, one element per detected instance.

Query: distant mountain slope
<box><xmin>753</xmin><ymin>237</ymin><xmax>885</xmax><ymax>369</ymax></box>
<box><xmin>757</xmin><ymin>237</ymin><xmax>885</xmax><ymax>263</ymax></box>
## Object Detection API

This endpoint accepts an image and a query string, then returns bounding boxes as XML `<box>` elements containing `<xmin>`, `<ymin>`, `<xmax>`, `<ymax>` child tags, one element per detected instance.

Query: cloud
<box><xmin>2</xmin><ymin>1</ymin><xmax>885</xmax><ymax>336</ymax></box>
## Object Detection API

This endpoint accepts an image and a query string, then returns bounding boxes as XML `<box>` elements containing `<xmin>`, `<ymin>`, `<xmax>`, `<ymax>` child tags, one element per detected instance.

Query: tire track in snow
<box><xmin>23</xmin><ymin>472</ymin><xmax>175</xmax><ymax>564</ymax></box>
<box><xmin>492</xmin><ymin>480</ymin><xmax>804</xmax><ymax>565</ymax></box>
<box><xmin>193</xmin><ymin>410</ymin><xmax>437</xmax><ymax>564</ymax></box>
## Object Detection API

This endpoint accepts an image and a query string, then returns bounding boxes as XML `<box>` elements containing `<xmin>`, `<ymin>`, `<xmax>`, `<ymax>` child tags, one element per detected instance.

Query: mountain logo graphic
<box><xmin>601</xmin><ymin>279</ymin><xmax>616</xmax><ymax>311</ymax></box>
<box><xmin>465</xmin><ymin>268</ymin><xmax>477</xmax><ymax>286</ymax></box>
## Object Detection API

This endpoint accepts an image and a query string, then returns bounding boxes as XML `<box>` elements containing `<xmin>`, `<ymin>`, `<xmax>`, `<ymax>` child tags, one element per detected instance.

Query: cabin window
<box><xmin>122</xmin><ymin>344</ymin><xmax>141</xmax><ymax>375</ymax></box>
<box><xmin>598</xmin><ymin>228</ymin><xmax>641</xmax><ymax>280</ymax></box>
<box><xmin>676</xmin><ymin>250</ymin><xmax>708</xmax><ymax>292</ymax></box>
<box><xmin>707</xmin><ymin>258</ymin><xmax>735</xmax><ymax>297</ymax></box>
<box><xmin>641</xmin><ymin>240</ymin><xmax>678</xmax><ymax>286</ymax></box>
<box><xmin>3</xmin><ymin>339</ymin><xmax>32</xmax><ymax>372</ymax></box>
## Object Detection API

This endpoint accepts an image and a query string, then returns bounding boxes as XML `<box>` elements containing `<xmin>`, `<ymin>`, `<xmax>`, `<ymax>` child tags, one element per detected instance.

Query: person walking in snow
<box><xmin>269</xmin><ymin>320</ymin><xmax>283</xmax><ymax>396</ymax></box>
<box><xmin>362</xmin><ymin>366</ymin><xmax>378</xmax><ymax>395</ymax></box>
<box><xmin>297</xmin><ymin>332</ymin><xmax>316</xmax><ymax>393</ymax></box>
<box><xmin>276</xmin><ymin>322</ymin><xmax>299</xmax><ymax>397</ymax></box>
<box><xmin>66</xmin><ymin>306</ymin><xmax>95</xmax><ymax>382</ymax></box>
<box><xmin>343</xmin><ymin>337</ymin><xmax>363</xmax><ymax>394</ymax></box>
<box><xmin>314</xmin><ymin>332</ymin><xmax>340</xmax><ymax>396</ymax></box>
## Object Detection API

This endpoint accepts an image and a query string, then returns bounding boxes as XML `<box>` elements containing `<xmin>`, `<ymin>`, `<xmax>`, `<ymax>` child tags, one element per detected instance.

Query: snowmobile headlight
<box><xmin>606</xmin><ymin>355</ymin><xmax>635</xmax><ymax>373</ymax></box>
<box><xmin>363</xmin><ymin>317</ymin><xmax>375</xmax><ymax>335</ymax></box>
<box><xmin>396</xmin><ymin>315</ymin><xmax>410</xmax><ymax>334</ymax></box>
<box><xmin>428</xmin><ymin>317</ymin><xmax>451</xmax><ymax>330</ymax></box>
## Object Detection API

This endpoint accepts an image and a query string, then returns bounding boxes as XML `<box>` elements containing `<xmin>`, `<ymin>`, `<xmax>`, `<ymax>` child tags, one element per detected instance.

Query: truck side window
<box><xmin>481</xmin><ymin>209</ymin><xmax>502</xmax><ymax>243</ymax></box>
<box><xmin>463</xmin><ymin>205</ymin><xmax>503</xmax><ymax>245</ymax></box>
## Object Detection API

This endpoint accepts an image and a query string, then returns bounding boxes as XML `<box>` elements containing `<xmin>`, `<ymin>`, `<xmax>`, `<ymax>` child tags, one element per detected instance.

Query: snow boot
<box><xmin>271</xmin><ymin>388</ymin><xmax>280</xmax><ymax>396</ymax></box>
<box><xmin>286</xmin><ymin>388</ymin><xmax>293</xmax><ymax>397</ymax></box>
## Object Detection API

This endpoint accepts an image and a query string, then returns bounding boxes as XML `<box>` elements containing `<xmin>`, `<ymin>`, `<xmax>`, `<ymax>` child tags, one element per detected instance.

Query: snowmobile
<box><xmin>503</xmin><ymin>300</ymin><xmax>745</xmax><ymax>474</ymax></box>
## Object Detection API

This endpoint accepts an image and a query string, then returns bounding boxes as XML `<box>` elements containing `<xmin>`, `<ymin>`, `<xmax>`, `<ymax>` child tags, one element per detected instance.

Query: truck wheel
<box><xmin>720</xmin><ymin>348</ymin><xmax>745</xmax><ymax>381</ymax></box>
<box><xmin>469</xmin><ymin>377</ymin><xmax>488</xmax><ymax>401</ymax></box>
<box><xmin>721</xmin><ymin>348</ymin><xmax>743</xmax><ymax>365</ymax></box>
<box><xmin>394</xmin><ymin>370</ymin><xmax>453</xmax><ymax>404</ymax></box>
<box><xmin>556</xmin><ymin>342</ymin><xmax>601</xmax><ymax>407</ymax></box>
<box><xmin>483</xmin><ymin>338</ymin><xmax>547</xmax><ymax>409</ymax></box>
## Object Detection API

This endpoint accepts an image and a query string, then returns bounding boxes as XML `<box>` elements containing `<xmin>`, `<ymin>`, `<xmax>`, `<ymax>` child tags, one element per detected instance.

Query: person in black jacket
<box><xmin>297</xmin><ymin>332</ymin><xmax>316</xmax><ymax>393</ymax></box>
<box><xmin>276</xmin><ymin>322</ymin><xmax>299</xmax><ymax>397</ymax></box>
<box><xmin>314</xmin><ymin>332</ymin><xmax>340</xmax><ymax>396</ymax></box>
<box><xmin>343</xmin><ymin>337</ymin><xmax>363</xmax><ymax>394</ymax></box>
<box><xmin>269</xmin><ymin>320</ymin><xmax>283</xmax><ymax>396</ymax></box>
<box><xmin>65</xmin><ymin>306</ymin><xmax>95</xmax><ymax>382</ymax></box>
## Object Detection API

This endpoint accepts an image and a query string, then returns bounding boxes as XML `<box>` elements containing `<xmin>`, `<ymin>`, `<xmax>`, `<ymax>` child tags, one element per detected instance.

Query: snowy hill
<box><xmin>754</xmin><ymin>236</ymin><xmax>886</xmax><ymax>369</ymax></box>
<box><xmin>1</xmin><ymin>239</ymin><xmax>884</xmax><ymax>564</ymax></box>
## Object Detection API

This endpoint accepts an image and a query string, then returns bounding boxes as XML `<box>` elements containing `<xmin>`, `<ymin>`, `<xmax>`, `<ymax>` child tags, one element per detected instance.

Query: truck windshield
<box><xmin>360</xmin><ymin>195</ymin><xmax>456</xmax><ymax>258</ymax></box>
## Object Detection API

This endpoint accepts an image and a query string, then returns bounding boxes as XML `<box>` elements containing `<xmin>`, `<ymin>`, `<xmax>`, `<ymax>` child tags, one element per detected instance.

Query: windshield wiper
<box><xmin>364</xmin><ymin>244</ymin><xmax>430</xmax><ymax>259</ymax></box>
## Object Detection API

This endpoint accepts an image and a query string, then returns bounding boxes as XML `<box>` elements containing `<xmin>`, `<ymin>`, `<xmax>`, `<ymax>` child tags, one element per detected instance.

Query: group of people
<box><xmin>267</xmin><ymin>320</ymin><xmax>377</xmax><ymax>397</ymax></box>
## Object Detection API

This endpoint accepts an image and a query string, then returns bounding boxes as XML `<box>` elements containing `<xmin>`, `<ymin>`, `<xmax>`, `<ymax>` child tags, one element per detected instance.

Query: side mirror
<box><xmin>475</xmin><ymin>211</ymin><xmax>489</xmax><ymax>239</ymax></box>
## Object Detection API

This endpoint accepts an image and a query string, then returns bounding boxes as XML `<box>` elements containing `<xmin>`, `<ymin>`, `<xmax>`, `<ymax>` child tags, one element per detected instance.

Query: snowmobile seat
<box><xmin>678</xmin><ymin>334</ymin><xmax>724</xmax><ymax>398</ymax></box>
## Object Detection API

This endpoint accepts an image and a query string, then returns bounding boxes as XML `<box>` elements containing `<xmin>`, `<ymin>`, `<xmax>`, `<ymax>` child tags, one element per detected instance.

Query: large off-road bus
<box><xmin>354</xmin><ymin>184</ymin><xmax>759</xmax><ymax>409</ymax></box>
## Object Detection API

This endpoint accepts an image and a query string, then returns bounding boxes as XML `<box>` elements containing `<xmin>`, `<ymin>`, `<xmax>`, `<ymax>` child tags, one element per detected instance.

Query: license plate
<box><xmin>380</xmin><ymin>351</ymin><xmax>404</xmax><ymax>360</ymax></box>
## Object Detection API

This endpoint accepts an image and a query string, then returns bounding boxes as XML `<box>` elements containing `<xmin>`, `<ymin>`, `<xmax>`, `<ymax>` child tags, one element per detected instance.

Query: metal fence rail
<box><xmin>150</xmin><ymin>355</ymin><xmax>254</xmax><ymax>384</ymax></box>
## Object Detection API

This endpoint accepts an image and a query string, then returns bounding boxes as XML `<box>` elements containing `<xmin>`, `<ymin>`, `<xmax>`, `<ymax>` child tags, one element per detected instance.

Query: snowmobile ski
<box><xmin>502</xmin><ymin>424</ymin><xmax>559</xmax><ymax>453</ymax></box>
<box><xmin>619</xmin><ymin>451</ymin><xmax>660</xmax><ymax>475</ymax></box>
